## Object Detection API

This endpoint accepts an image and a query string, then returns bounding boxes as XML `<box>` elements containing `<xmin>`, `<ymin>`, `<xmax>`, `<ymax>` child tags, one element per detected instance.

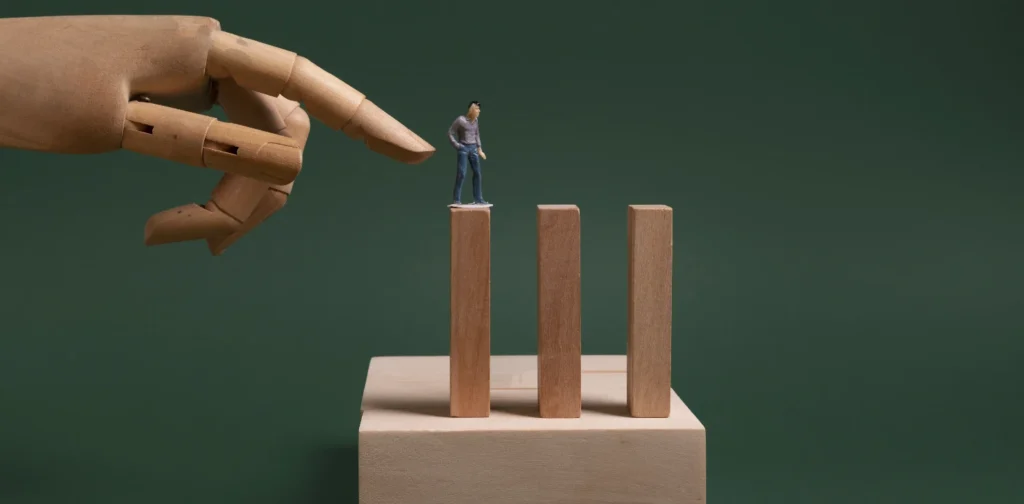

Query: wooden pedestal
<box><xmin>358</xmin><ymin>355</ymin><xmax>706</xmax><ymax>504</ymax></box>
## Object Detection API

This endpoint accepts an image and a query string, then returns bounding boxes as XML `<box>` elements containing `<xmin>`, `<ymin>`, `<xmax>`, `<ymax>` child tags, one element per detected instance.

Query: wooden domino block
<box><xmin>626</xmin><ymin>204</ymin><xmax>673</xmax><ymax>418</ymax></box>
<box><xmin>536</xmin><ymin>205</ymin><xmax>582</xmax><ymax>418</ymax></box>
<box><xmin>449</xmin><ymin>206</ymin><xmax>491</xmax><ymax>417</ymax></box>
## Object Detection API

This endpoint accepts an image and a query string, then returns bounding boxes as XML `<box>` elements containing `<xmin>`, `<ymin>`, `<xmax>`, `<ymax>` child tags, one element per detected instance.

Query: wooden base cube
<box><xmin>358</xmin><ymin>355</ymin><xmax>705</xmax><ymax>504</ymax></box>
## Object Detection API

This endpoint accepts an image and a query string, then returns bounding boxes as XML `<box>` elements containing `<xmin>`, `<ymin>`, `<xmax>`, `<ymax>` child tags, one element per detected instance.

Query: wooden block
<box><xmin>449</xmin><ymin>207</ymin><xmax>491</xmax><ymax>417</ymax></box>
<box><xmin>536</xmin><ymin>205</ymin><xmax>582</xmax><ymax>418</ymax></box>
<box><xmin>627</xmin><ymin>204</ymin><xmax>673</xmax><ymax>418</ymax></box>
<box><xmin>359</xmin><ymin>355</ymin><xmax>706</xmax><ymax>504</ymax></box>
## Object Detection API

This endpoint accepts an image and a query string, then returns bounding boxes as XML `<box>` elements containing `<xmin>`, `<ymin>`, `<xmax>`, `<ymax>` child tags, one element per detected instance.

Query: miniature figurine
<box><xmin>0</xmin><ymin>15</ymin><xmax>435</xmax><ymax>255</ymax></box>
<box><xmin>447</xmin><ymin>101</ymin><xmax>490</xmax><ymax>207</ymax></box>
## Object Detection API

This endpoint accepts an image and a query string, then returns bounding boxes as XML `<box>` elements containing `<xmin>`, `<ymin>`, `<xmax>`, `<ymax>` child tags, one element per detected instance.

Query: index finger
<box><xmin>205</xmin><ymin>31</ymin><xmax>435</xmax><ymax>164</ymax></box>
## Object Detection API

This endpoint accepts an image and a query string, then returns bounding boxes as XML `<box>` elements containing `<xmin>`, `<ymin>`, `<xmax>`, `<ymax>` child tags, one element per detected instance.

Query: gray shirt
<box><xmin>448</xmin><ymin>115</ymin><xmax>481</xmax><ymax>149</ymax></box>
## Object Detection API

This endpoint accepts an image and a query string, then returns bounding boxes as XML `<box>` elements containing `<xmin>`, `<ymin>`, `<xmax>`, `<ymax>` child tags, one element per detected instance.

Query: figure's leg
<box><xmin>468</xmin><ymin>149</ymin><xmax>483</xmax><ymax>203</ymax></box>
<box><xmin>453</xmin><ymin>149</ymin><xmax>468</xmax><ymax>202</ymax></box>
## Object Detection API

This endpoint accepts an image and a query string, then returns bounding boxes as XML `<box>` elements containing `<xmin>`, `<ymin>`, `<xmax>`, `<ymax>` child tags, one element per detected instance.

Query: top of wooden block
<box><xmin>628</xmin><ymin>204</ymin><xmax>672</xmax><ymax>211</ymax></box>
<box><xmin>537</xmin><ymin>204</ymin><xmax>579</xmax><ymax>210</ymax></box>
<box><xmin>359</xmin><ymin>355</ymin><xmax>703</xmax><ymax>433</ymax></box>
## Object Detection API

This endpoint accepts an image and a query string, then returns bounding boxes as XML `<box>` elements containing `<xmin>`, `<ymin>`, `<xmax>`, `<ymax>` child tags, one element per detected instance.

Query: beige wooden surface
<box><xmin>359</xmin><ymin>355</ymin><xmax>706</xmax><ymax>504</ymax></box>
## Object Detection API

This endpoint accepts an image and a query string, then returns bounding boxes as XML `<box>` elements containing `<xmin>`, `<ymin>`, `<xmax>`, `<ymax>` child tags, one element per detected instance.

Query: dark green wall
<box><xmin>1</xmin><ymin>1</ymin><xmax>1021</xmax><ymax>503</ymax></box>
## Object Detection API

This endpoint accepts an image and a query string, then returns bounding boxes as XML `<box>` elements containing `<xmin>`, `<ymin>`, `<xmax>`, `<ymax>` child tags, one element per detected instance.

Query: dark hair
<box><xmin>469</xmin><ymin>101</ymin><xmax>480</xmax><ymax>108</ymax></box>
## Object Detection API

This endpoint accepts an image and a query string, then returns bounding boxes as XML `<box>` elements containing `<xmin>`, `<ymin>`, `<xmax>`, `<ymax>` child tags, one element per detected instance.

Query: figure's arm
<box><xmin>448</xmin><ymin>118</ymin><xmax>462</xmax><ymax>149</ymax></box>
<box><xmin>476</xmin><ymin>123</ymin><xmax>485</xmax><ymax>159</ymax></box>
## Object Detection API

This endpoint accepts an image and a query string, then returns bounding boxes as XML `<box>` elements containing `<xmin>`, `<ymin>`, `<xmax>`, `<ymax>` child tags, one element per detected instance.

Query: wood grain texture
<box><xmin>536</xmin><ymin>205</ymin><xmax>582</xmax><ymax>418</ymax></box>
<box><xmin>359</xmin><ymin>355</ymin><xmax>706</xmax><ymax>504</ymax></box>
<box><xmin>450</xmin><ymin>207</ymin><xmax>491</xmax><ymax>417</ymax></box>
<box><xmin>627</xmin><ymin>205</ymin><xmax>673</xmax><ymax>418</ymax></box>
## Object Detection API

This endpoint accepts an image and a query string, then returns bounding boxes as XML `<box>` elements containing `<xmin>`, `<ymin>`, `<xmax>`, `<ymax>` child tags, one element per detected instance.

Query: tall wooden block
<box><xmin>449</xmin><ymin>207</ymin><xmax>491</xmax><ymax>417</ymax></box>
<box><xmin>627</xmin><ymin>204</ymin><xmax>673</xmax><ymax>418</ymax></box>
<box><xmin>536</xmin><ymin>205</ymin><xmax>582</xmax><ymax>418</ymax></box>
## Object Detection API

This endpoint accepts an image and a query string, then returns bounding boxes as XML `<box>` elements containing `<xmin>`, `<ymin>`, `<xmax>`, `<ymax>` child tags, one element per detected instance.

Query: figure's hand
<box><xmin>0</xmin><ymin>15</ymin><xmax>435</xmax><ymax>254</ymax></box>
<box><xmin>478</xmin><ymin>149</ymin><xmax>487</xmax><ymax>160</ymax></box>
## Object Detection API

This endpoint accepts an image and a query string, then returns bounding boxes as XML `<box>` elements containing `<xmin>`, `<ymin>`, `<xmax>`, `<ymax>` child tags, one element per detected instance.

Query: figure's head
<box><xmin>467</xmin><ymin>101</ymin><xmax>481</xmax><ymax>120</ymax></box>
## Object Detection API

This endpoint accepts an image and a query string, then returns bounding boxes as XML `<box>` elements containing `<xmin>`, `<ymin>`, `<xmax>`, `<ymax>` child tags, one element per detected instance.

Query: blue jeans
<box><xmin>453</xmin><ymin>143</ymin><xmax>483</xmax><ymax>203</ymax></box>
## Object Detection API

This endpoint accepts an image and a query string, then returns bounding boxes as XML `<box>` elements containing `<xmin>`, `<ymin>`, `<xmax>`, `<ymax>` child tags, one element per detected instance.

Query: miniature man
<box><xmin>448</xmin><ymin>101</ymin><xmax>489</xmax><ymax>206</ymax></box>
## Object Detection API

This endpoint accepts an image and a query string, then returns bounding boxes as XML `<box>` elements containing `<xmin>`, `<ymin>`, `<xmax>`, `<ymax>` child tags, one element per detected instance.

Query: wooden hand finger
<box><xmin>121</xmin><ymin>101</ymin><xmax>302</xmax><ymax>185</ymax></box>
<box><xmin>143</xmin><ymin>202</ymin><xmax>238</xmax><ymax>246</ymax></box>
<box><xmin>204</xmin><ymin>81</ymin><xmax>311</xmax><ymax>255</ymax></box>
<box><xmin>141</xmin><ymin>80</ymin><xmax>310</xmax><ymax>250</ymax></box>
<box><xmin>206</xmin><ymin>30</ymin><xmax>435</xmax><ymax>164</ymax></box>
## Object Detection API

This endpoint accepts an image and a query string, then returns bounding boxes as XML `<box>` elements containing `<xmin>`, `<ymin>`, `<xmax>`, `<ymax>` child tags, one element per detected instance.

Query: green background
<box><xmin>1</xmin><ymin>1</ymin><xmax>1021</xmax><ymax>502</ymax></box>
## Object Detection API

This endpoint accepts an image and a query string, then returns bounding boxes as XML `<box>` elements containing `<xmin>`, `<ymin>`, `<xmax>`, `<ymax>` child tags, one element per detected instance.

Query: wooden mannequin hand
<box><xmin>0</xmin><ymin>15</ymin><xmax>435</xmax><ymax>255</ymax></box>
